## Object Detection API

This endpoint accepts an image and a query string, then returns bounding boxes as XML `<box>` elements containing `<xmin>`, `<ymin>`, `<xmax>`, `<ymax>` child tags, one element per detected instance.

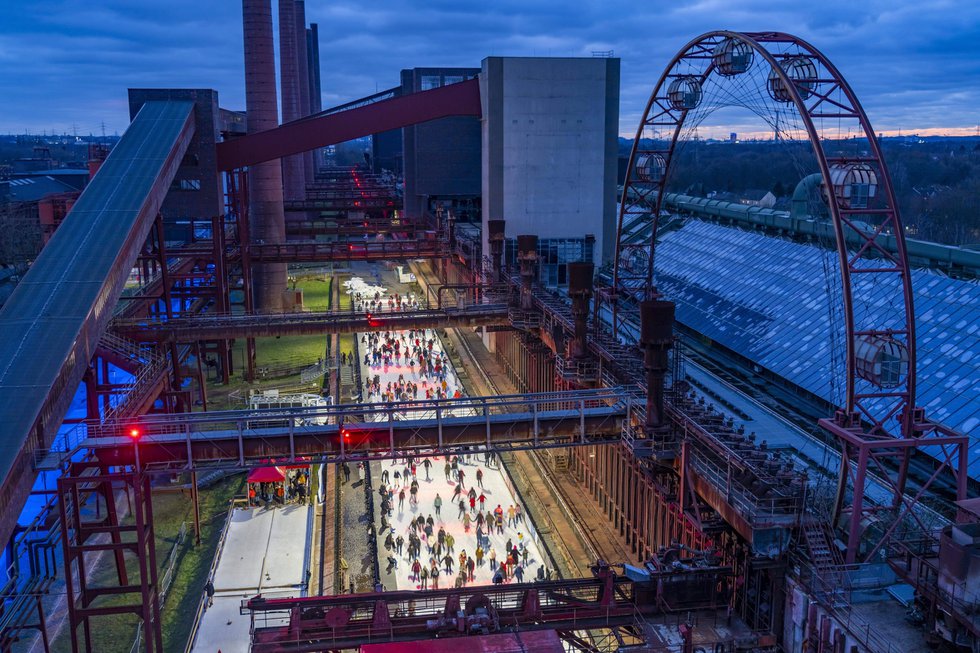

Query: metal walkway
<box><xmin>110</xmin><ymin>304</ymin><xmax>511</xmax><ymax>342</ymax></box>
<box><xmin>42</xmin><ymin>388</ymin><xmax>630</xmax><ymax>471</ymax></box>
<box><xmin>0</xmin><ymin>99</ymin><xmax>195</xmax><ymax>547</ymax></box>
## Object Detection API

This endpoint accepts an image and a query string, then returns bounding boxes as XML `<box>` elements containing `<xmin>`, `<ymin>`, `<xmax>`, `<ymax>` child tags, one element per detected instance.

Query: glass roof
<box><xmin>654</xmin><ymin>219</ymin><xmax>980</xmax><ymax>478</ymax></box>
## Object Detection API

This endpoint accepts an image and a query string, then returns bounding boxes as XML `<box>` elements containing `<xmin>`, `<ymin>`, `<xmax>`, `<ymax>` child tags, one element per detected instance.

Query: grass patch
<box><xmin>291</xmin><ymin>275</ymin><xmax>332</xmax><ymax>311</ymax></box>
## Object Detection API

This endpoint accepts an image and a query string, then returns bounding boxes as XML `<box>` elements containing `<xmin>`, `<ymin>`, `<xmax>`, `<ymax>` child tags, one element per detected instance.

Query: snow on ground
<box><xmin>192</xmin><ymin>504</ymin><xmax>310</xmax><ymax>653</ymax></box>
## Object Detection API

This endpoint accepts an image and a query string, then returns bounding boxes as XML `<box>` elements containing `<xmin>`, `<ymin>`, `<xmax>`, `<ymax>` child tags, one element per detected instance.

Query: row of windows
<box><xmin>420</xmin><ymin>73</ymin><xmax>476</xmax><ymax>91</ymax></box>
<box><xmin>504</xmin><ymin>237</ymin><xmax>594</xmax><ymax>287</ymax></box>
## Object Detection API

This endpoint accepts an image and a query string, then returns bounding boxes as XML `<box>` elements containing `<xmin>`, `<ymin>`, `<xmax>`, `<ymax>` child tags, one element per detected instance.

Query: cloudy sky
<box><xmin>1</xmin><ymin>0</ymin><xmax>979</xmax><ymax>137</ymax></box>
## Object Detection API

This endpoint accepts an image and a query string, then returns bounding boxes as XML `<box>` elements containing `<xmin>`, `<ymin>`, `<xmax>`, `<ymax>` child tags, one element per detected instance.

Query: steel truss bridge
<box><xmin>244</xmin><ymin>563</ymin><xmax>740</xmax><ymax>653</ymax></box>
<box><xmin>43</xmin><ymin>388</ymin><xmax>628</xmax><ymax>471</ymax></box>
<box><xmin>110</xmin><ymin>304</ymin><xmax>510</xmax><ymax>342</ymax></box>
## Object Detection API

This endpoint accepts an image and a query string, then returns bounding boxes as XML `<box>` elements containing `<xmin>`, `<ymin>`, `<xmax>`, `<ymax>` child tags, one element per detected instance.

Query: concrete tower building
<box><xmin>481</xmin><ymin>56</ymin><xmax>620</xmax><ymax>279</ymax></box>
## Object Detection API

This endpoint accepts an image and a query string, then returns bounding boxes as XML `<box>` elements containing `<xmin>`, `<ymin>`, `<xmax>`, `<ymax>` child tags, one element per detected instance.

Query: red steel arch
<box><xmin>614</xmin><ymin>31</ymin><xmax>917</xmax><ymax>442</ymax></box>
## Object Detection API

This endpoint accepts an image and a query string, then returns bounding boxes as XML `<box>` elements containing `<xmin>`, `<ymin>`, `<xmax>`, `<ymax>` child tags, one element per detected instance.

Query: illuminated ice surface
<box><xmin>356</xmin><ymin>324</ymin><xmax>548</xmax><ymax>590</ymax></box>
<box><xmin>377</xmin><ymin>452</ymin><xmax>548</xmax><ymax>590</ymax></box>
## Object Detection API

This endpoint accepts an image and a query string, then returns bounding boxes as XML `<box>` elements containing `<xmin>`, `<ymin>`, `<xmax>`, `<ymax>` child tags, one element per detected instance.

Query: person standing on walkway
<box><xmin>398</xmin><ymin>488</ymin><xmax>406</xmax><ymax>511</ymax></box>
<box><xmin>507</xmin><ymin>504</ymin><xmax>516</xmax><ymax>527</ymax></box>
<box><xmin>434</xmin><ymin>493</ymin><xmax>442</xmax><ymax>517</ymax></box>
<box><xmin>457</xmin><ymin>499</ymin><xmax>466</xmax><ymax>519</ymax></box>
<box><xmin>478</xmin><ymin>492</ymin><xmax>486</xmax><ymax>511</ymax></box>
<box><xmin>476</xmin><ymin>468</ymin><xmax>484</xmax><ymax>489</ymax></box>
<box><xmin>514</xmin><ymin>565</ymin><xmax>524</xmax><ymax>583</ymax></box>
<box><xmin>475</xmin><ymin>545</ymin><xmax>484</xmax><ymax>567</ymax></box>
<box><xmin>515</xmin><ymin>503</ymin><xmax>523</xmax><ymax>524</ymax></box>
<box><xmin>445</xmin><ymin>533</ymin><xmax>455</xmax><ymax>554</ymax></box>
<box><xmin>420</xmin><ymin>565</ymin><xmax>429</xmax><ymax>589</ymax></box>
<box><xmin>488</xmin><ymin>547</ymin><xmax>497</xmax><ymax>570</ymax></box>
<box><xmin>452</xmin><ymin>482</ymin><xmax>463</xmax><ymax>502</ymax></box>
<box><xmin>444</xmin><ymin>460</ymin><xmax>452</xmax><ymax>482</ymax></box>
<box><xmin>381</xmin><ymin>468</ymin><xmax>390</xmax><ymax>485</ymax></box>
<box><xmin>396</xmin><ymin>534</ymin><xmax>404</xmax><ymax>555</ymax></box>
<box><xmin>423</xmin><ymin>458</ymin><xmax>432</xmax><ymax>481</ymax></box>
<box><xmin>467</xmin><ymin>556</ymin><xmax>475</xmax><ymax>582</ymax></box>
<box><xmin>204</xmin><ymin>579</ymin><xmax>215</xmax><ymax>607</ymax></box>
<box><xmin>462</xmin><ymin>512</ymin><xmax>471</xmax><ymax>531</ymax></box>
<box><xmin>342</xmin><ymin>463</ymin><xmax>350</xmax><ymax>483</ymax></box>
<box><xmin>431</xmin><ymin>566</ymin><xmax>440</xmax><ymax>589</ymax></box>
<box><xmin>443</xmin><ymin>553</ymin><xmax>454</xmax><ymax>574</ymax></box>
<box><xmin>457</xmin><ymin>468</ymin><xmax>465</xmax><ymax>488</ymax></box>
<box><xmin>469</xmin><ymin>494</ymin><xmax>476</xmax><ymax>513</ymax></box>
<box><xmin>411</xmin><ymin>559</ymin><xmax>422</xmax><ymax>581</ymax></box>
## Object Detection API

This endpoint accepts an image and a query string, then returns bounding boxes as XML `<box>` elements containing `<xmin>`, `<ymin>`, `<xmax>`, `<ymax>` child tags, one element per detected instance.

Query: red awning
<box><xmin>248</xmin><ymin>466</ymin><xmax>286</xmax><ymax>483</ymax></box>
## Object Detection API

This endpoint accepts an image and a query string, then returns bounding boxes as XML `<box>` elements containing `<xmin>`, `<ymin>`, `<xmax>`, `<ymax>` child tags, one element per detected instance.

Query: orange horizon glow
<box><xmin>620</xmin><ymin>125</ymin><xmax>980</xmax><ymax>141</ymax></box>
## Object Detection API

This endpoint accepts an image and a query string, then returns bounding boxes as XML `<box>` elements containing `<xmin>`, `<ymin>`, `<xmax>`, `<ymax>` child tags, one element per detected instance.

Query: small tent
<box><xmin>247</xmin><ymin>466</ymin><xmax>286</xmax><ymax>483</ymax></box>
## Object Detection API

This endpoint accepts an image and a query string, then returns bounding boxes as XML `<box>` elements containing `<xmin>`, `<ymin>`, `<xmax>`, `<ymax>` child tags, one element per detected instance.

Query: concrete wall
<box><xmin>401</xmin><ymin>68</ymin><xmax>481</xmax><ymax>219</ymax></box>
<box><xmin>481</xmin><ymin>57</ymin><xmax>620</xmax><ymax>266</ymax></box>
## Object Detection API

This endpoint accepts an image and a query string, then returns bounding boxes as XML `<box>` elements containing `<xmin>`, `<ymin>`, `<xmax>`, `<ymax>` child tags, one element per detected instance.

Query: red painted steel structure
<box><xmin>110</xmin><ymin>304</ymin><xmax>510</xmax><ymax>342</ymax></box>
<box><xmin>612</xmin><ymin>30</ymin><xmax>958</xmax><ymax>564</ymax></box>
<box><xmin>58</xmin><ymin>471</ymin><xmax>161</xmax><ymax>653</ymax></box>
<box><xmin>216</xmin><ymin>77</ymin><xmax>482</xmax><ymax>170</ymax></box>
<box><xmin>244</xmin><ymin>564</ymin><xmax>733</xmax><ymax>652</ymax></box>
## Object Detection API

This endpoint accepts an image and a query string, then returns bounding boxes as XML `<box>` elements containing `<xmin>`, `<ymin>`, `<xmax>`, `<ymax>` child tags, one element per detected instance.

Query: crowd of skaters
<box><xmin>359</xmin><ymin>329</ymin><xmax>463</xmax><ymax>403</ymax></box>
<box><xmin>377</xmin><ymin>450</ymin><xmax>550</xmax><ymax>590</ymax></box>
<box><xmin>352</xmin><ymin>289</ymin><xmax>421</xmax><ymax>314</ymax></box>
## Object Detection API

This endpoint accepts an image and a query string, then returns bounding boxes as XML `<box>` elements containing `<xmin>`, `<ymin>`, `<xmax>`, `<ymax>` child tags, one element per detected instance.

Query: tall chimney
<box><xmin>277</xmin><ymin>0</ymin><xmax>304</xmax><ymax>202</ymax></box>
<box><xmin>308</xmin><ymin>23</ymin><xmax>322</xmax><ymax>170</ymax></box>
<box><xmin>308</xmin><ymin>24</ymin><xmax>322</xmax><ymax>113</ymax></box>
<box><xmin>295</xmin><ymin>1</ymin><xmax>314</xmax><ymax>185</ymax></box>
<box><xmin>243</xmin><ymin>0</ymin><xmax>287</xmax><ymax>311</ymax></box>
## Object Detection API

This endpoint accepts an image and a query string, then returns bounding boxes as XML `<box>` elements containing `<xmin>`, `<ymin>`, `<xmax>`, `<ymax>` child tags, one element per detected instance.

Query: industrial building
<box><xmin>0</xmin><ymin>9</ymin><xmax>977</xmax><ymax>653</ymax></box>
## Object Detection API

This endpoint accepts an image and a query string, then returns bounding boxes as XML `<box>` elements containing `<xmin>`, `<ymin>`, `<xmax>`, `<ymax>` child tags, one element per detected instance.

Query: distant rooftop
<box><xmin>7</xmin><ymin>175</ymin><xmax>77</xmax><ymax>202</ymax></box>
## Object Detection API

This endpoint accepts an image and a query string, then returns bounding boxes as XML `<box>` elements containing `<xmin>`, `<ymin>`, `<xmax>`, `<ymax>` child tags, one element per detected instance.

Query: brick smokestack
<box><xmin>243</xmin><ymin>0</ymin><xmax>287</xmax><ymax>311</ymax></box>
<box><xmin>277</xmin><ymin>0</ymin><xmax>304</xmax><ymax>202</ymax></box>
<box><xmin>295</xmin><ymin>1</ymin><xmax>315</xmax><ymax>185</ymax></box>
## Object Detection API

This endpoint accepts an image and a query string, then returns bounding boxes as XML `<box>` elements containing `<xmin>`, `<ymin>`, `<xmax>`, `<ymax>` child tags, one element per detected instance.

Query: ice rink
<box><xmin>191</xmin><ymin>504</ymin><xmax>310</xmax><ymax>653</ymax></box>
<box><xmin>349</xmin><ymin>276</ymin><xmax>550</xmax><ymax>591</ymax></box>
<box><xmin>376</xmin><ymin>452</ymin><xmax>546</xmax><ymax>590</ymax></box>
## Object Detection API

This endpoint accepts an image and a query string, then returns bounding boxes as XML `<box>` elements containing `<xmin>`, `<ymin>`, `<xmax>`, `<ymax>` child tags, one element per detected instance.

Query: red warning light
<box><xmin>128</xmin><ymin>428</ymin><xmax>141</xmax><ymax>440</ymax></box>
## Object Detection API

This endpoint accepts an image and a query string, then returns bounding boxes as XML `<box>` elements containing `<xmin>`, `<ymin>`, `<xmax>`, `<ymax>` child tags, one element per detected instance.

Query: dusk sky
<box><xmin>1</xmin><ymin>0</ymin><xmax>979</xmax><ymax>137</ymax></box>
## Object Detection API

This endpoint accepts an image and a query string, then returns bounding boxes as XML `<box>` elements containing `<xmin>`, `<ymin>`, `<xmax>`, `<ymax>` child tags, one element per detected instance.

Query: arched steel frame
<box><xmin>614</xmin><ymin>30</ymin><xmax>916</xmax><ymax>438</ymax></box>
<box><xmin>613</xmin><ymin>32</ymin><xmax>971</xmax><ymax>564</ymax></box>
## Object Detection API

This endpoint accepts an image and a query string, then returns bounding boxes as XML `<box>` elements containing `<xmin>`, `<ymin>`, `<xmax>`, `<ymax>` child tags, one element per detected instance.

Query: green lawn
<box><xmin>293</xmin><ymin>274</ymin><xmax>332</xmax><ymax>310</ymax></box>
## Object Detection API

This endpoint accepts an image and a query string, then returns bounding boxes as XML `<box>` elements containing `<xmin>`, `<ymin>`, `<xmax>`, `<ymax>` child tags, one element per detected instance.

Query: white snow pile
<box><xmin>343</xmin><ymin>276</ymin><xmax>388</xmax><ymax>298</ymax></box>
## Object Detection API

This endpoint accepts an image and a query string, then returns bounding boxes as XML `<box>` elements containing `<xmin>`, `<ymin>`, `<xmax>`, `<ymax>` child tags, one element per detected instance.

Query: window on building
<box><xmin>420</xmin><ymin>75</ymin><xmax>441</xmax><ymax>91</ymax></box>
<box><xmin>172</xmin><ymin>178</ymin><xmax>201</xmax><ymax>191</ymax></box>
<box><xmin>443</xmin><ymin>75</ymin><xmax>464</xmax><ymax>86</ymax></box>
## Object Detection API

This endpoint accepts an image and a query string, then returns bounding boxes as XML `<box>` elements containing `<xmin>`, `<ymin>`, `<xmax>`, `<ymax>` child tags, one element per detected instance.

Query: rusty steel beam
<box><xmin>217</xmin><ymin>77</ymin><xmax>481</xmax><ymax>170</ymax></box>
